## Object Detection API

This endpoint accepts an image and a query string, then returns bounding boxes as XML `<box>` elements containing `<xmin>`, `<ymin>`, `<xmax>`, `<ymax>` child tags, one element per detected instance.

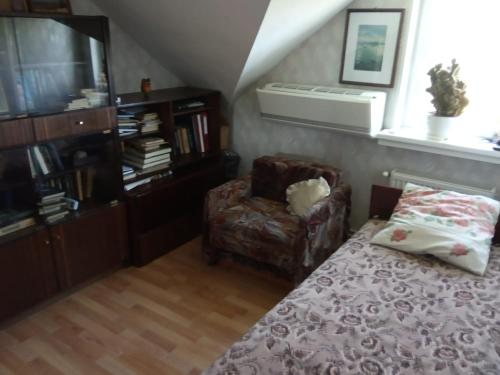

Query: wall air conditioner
<box><xmin>256</xmin><ymin>83</ymin><xmax>387</xmax><ymax>136</ymax></box>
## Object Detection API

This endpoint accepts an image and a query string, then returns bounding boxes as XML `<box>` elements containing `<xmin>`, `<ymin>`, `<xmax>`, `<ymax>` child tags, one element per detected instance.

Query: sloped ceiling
<box><xmin>88</xmin><ymin>0</ymin><xmax>351</xmax><ymax>101</ymax></box>
<box><xmin>234</xmin><ymin>0</ymin><xmax>352</xmax><ymax>98</ymax></box>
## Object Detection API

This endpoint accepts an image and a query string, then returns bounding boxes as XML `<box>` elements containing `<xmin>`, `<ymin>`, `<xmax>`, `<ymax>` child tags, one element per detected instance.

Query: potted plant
<box><xmin>426</xmin><ymin>59</ymin><xmax>469</xmax><ymax>140</ymax></box>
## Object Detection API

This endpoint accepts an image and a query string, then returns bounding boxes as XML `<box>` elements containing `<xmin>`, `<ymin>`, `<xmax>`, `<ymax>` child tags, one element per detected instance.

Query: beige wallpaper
<box><xmin>232</xmin><ymin>0</ymin><xmax>500</xmax><ymax>228</ymax></box>
<box><xmin>71</xmin><ymin>0</ymin><xmax>183</xmax><ymax>95</ymax></box>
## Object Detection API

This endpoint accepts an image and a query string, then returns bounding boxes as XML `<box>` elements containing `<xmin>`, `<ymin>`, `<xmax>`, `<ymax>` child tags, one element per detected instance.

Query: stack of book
<box><xmin>122</xmin><ymin>164</ymin><xmax>136</xmax><ymax>181</ymax></box>
<box><xmin>174</xmin><ymin>112</ymin><xmax>209</xmax><ymax>155</ymax></box>
<box><xmin>37</xmin><ymin>190</ymin><xmax>69</xmax><ymax>224</ymax></box>
<box><xmin>118</xmin><ymin>115</ymin><xmax>140</xmax><ymax>137</ymax></box>
<box><xmin>0</xmin><ymin>209</ymin><xmax>35</xmax><ymax>238</ymax></box>
<box><xmin>123</xmin><ymin>137</ymin><xmax>172</xmax><ymax>176</ymax></box>
<box><xmin>138</xmin><ymin>112</ymin><xmax>162</xmax><ymax>134</ymax></box>
<box><xmin>117</xmin><ymin>107</ymin><xmax>145</xmax><ymax>137</ymax></box>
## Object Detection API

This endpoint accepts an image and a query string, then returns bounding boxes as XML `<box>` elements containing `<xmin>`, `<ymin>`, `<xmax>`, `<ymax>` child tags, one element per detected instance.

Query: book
<box><xmin>118</xmin><ymin>106</ymin><xmax>146</xmax><ymax>116</ymax></box>
<box><xmin>141</xmin><ymin>123</ymin><xmax>160</xmax><ymax>134</ymax></box>
<box><xmin>0</xmin><ymin>217</ymin><xmax>36</xmax><ymax>237</ymax></box>
<box><xmin>123</xmin><ymin>153</ymin><xmax>170</xmax><ymax>166</ymax></box>
<box><xmin>139</xmin><ymin>112</ymin><xmax>159</xmax><ymax>121</ymax></box>
<box><xmin>45</xmin><ymin>210</ymin><xmax>69</xmax><ymax>224</ymax></box>
<box><xmin>125</xmin><ymin>177</ymin><xmax>152</xmax><ymax>191</ymax></box>
<box><xmin>38</xmin><ymin>202</ymin><xmax>67</xmax><ymax>215</ymax></box>
<box><xmin>124</xmin><ymin>146</ymin><xmax>171</xmax><ymax>159</ymax></box>
<box><xmin>202</xmin><ymin>112</ymin><xmax>210</xmax><ymax>152</ymax></box>
<box><xmin>180</xmin><ymin>128</ymin><xmax>190</xmax><ymax>154</ymax></box>
<box><xmin>122</xmin><ymin>165</ymin><xmax>135</xmax><ymax>175</ymax></box>
<box><xmin>40</xmin><ymin>191</ymin><xmax>65</xmax><ymax>204</ymax></box>
<box><xmin>84</xmin><ymin>168</ymin><xmax>95</xmax><ymax>199</ymax></box>
<box><xmin>122</xmin><ymin>158</ymin><xmax>171</xmax><ymax>170</ymax></box>
<box><xmin>45</xmin><ymin>143</ymin><xmax>64</xmax><ymax>170</ymax></box>
<box><xmin>27</xmin><ymin>149</ymin><xmax>36</xmax><ymax>178</ymax></box>
<box><xmin>75</xmin><ymin>170</ymin><xmax>83</xmax><ymax>201</ymax></box>
<box><xmin>123</xmin><ymin>172</ymin><xmax>137</xmax><ymax>181</ymax></box>
<box><xmin>136</xmin><ymin>162</ymin><xmax>172</xmax><ymax>176</ymax></box>
<box><xmin>127</xmin><ymin>137</ymin><xmax>166</xmax><ymax>151</ymax></box>
<box><xmin>32</xmin><ymin>145</ymin><xmax>50</xmax><ymax>175</ymax></box>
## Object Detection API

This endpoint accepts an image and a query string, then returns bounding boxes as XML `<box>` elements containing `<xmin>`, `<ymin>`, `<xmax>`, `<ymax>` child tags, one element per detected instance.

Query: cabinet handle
<box><xmin>76</xmin><ymin>120</ymin><xmax>85</xmax><ymax>126</ymax></box>
<box><xmin>45</xmin><ymin>240</ymin><xmax>50</xmax><ymax>245</ymax></box>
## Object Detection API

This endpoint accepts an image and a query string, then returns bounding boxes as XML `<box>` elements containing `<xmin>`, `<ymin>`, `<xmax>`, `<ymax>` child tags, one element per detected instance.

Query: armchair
<box><xmin>202</xmin><ymin>156</ymin><xmax>351</xmax><ymax>284</ymax></box>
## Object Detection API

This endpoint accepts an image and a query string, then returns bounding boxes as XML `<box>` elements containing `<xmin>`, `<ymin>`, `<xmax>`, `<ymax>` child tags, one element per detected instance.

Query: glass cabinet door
<box><xmin>0</xmin><ymin>18</ymin><xmax>27</xmax><ymax>120</ymax></box>
<box><xmin>0</xmin><ymin>16</ymin><xmax>110</xmax><ymax>121</ymax></box>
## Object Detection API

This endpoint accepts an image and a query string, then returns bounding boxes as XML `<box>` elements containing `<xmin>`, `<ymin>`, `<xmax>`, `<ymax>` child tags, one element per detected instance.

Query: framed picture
<box><xmin>27</xmin><ymin>0</ymin><xmax>71</xmax><ymax>14</ymax></box>
<box><xmin>339</xmin><ymin>9</ymin><xmax>405</xmax><ymax>88</ymax></box>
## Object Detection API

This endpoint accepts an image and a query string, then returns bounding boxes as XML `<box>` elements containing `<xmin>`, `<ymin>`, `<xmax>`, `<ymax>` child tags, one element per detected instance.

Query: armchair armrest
<box><xmin>299</xmin><ymin>184</ymin><xmax>352</xmax><ymax>269</ymax></box>
<box><xmin>205</xmin><ymin>175</ymin><xmax>252</xmax><ymax>218</ymax></box>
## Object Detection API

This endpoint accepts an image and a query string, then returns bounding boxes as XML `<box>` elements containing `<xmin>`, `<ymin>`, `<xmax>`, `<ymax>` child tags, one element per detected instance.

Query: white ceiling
<box><xmin>234</xmin><ymin>0</ymin><xmax>352</xmax><ymax>99</ymax></box>
<box><xmin>89</xmin><ymin>0</ymin><xmax>351</xmax><ymax>101</ymax></box>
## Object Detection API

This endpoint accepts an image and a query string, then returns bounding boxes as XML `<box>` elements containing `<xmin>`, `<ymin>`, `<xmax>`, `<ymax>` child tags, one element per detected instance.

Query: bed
<box><xmin>203</xmin><ymin>185</ymin><xmax>500</xmax><ymax>375</ymax></box>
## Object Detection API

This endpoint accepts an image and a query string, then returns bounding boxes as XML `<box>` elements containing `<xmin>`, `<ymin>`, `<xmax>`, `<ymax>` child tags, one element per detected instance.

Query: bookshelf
<box><xmin>117</xmin><ymin>88</ymin><xmax>225</xmax><ymax>266</ymax></box>
<box><xmin>0</xmin><ymin>13</ymin><xmax>127</xmax><ymax>322</ymax></box>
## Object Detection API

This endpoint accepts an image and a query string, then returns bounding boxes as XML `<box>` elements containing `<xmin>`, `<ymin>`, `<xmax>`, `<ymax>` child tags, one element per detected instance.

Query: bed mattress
<box><xmin>203</xmin><ymin>220</ymin><xmax>500</xmax><ymax>374</ymax></box>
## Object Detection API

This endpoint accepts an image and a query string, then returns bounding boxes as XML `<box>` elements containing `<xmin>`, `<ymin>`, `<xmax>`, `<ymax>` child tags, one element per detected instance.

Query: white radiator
<box><xmin>385</xmin><ymin>169</ymin><xmax>497</xmax><ymax>198</ymax></box>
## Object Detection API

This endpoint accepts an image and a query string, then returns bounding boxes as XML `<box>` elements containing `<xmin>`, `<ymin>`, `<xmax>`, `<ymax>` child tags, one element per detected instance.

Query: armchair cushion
<box><xmin>286</xmin><ymin>177</ymin><xmax>331</xmax><ymax>217</ymax></box>
<box><xmin>251</xmin><ymin>156</ymin><xmax>342</xmax><ymax>203</ymax></box>
<box><xmin>209</xmin><ymin>196</ymin><xmax>304</xmax><ymax>273</ymax></box>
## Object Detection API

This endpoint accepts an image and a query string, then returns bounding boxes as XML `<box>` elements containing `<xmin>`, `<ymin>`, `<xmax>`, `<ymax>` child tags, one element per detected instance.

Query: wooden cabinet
<box><xmin>0</xmin><ymin>204</ymin><xmax>127</xmax><ymax>322</ymax></box>
<box><xmin>0</xmin><ymin>118</ymin><xmax>34</xmax><ymax>148</ymax></box>
<box><xmin>127</xmin><ymin>162</ymin><xmax>224</xmax><ymax>266</ymax></box>
<box><xmin>50</xmin><ymin>204</ymin><xmax>127</xmax><ymax>289</ymax></box>
<box><xmin>0</xmin><ymin>228</ymin><xmax>59</xmax><ymax>322</ymax></box>
<box><xmin>32</xmin><ymin>107</ymin><xmax>117</xmax><ymax>142</ymax></box>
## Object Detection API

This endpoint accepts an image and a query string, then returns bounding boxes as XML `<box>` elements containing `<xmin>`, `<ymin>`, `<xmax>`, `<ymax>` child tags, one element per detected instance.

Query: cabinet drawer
<box><xmin>33</xmin><ymin>107</ymin><xmax>116</xmax><ymax>141</ymax></box>
<box><xmin>0</xmin><ymin>118</ymin><xmax>34</xmax><ymax>148</ymax></box>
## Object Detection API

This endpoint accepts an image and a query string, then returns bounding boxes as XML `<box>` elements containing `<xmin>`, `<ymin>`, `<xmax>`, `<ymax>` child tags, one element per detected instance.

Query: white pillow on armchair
<box><xmin>286</xmin><ymin>177</ymin><xmax>331</xmax><ymax>217</ymax></box>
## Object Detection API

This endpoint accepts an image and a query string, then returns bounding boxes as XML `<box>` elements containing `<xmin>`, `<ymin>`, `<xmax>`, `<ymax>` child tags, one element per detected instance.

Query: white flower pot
<box><xmin>426</xmin><ymin>115</ymin><xmax>458</xmax><ymax>140</ymax></box>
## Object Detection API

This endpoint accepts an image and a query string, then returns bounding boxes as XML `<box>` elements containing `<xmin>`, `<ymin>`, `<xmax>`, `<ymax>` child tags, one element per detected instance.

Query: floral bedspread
<box><xmin>203</xmin><ymin>220</ymin><xmax>500</xmax><ymax>375</ymax></box>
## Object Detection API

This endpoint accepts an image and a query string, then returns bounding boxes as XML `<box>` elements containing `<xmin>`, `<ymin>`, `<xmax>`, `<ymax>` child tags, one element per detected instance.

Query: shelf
<box><xmin>172</xmin><ymin>106</ymin><xmax>210</xmax><ymax>117</ymax></box>
<box><xmin>117</xmin><ymin>87</ymin><xmax>218</xmax><ymax>108</ymax></box>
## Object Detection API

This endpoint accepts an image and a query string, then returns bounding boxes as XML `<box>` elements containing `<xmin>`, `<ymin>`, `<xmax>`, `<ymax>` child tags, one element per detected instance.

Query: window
<box><xmin>402</xmin><ymin>0</ymin><xmax>500</xmax><ymax>137</ymax></box>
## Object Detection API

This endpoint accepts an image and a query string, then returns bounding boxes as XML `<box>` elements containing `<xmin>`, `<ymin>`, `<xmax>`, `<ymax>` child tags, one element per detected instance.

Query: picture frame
<box><xmin>339</xmin><ymin>9</ymin><xmax>405</xmax><ymax>88</ymax></box>
<box><xmin>27</xmin><ymin>0</ymin><xmax>71</xmax><ymax>14</ymax></box>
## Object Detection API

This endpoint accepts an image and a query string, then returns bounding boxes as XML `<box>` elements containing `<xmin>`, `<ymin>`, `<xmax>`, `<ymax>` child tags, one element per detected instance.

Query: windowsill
<box><xmin>377</xmin><ymin>129</ymin><xmax>500</xmax><ymax>165</ymax></box>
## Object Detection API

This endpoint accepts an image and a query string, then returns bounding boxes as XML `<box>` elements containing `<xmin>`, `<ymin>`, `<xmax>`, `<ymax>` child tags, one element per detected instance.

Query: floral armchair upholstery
<box><xmin>202</xmin><ymin>156</ymin><xmax>351</xmax><ymax>283</ymax></box>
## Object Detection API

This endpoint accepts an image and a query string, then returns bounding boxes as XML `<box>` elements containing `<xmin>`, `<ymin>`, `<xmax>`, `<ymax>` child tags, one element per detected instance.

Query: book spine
<box><xmin>202</xmin><ymin>112</ymin><xmax>209</xmax><ymax>152</ymax></box>
<box><xmin>75</xmin><ymin>170</ymin><xmax>84</xmax><ymax>201</ymax></box>
<box><xmin>46</xmin><ymin>143</ymin><xmax>64</xmax><ymax>170</ymax></box>
<box><xmin>181</xmin><ymin>128</ymin><xmax>190</xmax><ymax>154</ymax></box>
<box><xmin>33</xmin><ymin>145</ymin><xmax>49</xmax><ymax>175</ymax></box>
<box><xmin>196</xmin><ymin>114</ymin><xmax>205</xmax><ymax>153</ymax></box>
<box><xmin>26</xmin><ymin>149</ymin><xmax>37</xmax><ymax>178</ymax></box>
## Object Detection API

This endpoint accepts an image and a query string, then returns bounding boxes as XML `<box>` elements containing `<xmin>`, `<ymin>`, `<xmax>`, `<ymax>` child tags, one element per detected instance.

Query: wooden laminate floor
<box><xmin>0</xmin><ymin>237</ymin><xmax>292</xmax><ymax>375</ymax></box>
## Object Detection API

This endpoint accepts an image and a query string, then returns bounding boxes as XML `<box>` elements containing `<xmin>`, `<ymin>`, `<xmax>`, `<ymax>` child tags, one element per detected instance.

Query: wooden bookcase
<box><xmin>0</xmin><ymin>13</ymin><xmax>127</xmax><ymax>322</ymax></box>
<box><xmin>117</xmin><ymin>88</ymin><xmax>225</xmax><ymax>266</ymax></box>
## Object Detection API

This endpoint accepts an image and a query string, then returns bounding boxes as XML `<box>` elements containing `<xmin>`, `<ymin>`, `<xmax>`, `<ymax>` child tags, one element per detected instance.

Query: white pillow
<box><xmin>371</xmin><ymin>183</ymin><xmax>500</xmax><ymax>275</ymax></box>
<box><xmin>286</xmin><ymin>177</ymin><xmax>330</xmax><ymax>217</ymax></box>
